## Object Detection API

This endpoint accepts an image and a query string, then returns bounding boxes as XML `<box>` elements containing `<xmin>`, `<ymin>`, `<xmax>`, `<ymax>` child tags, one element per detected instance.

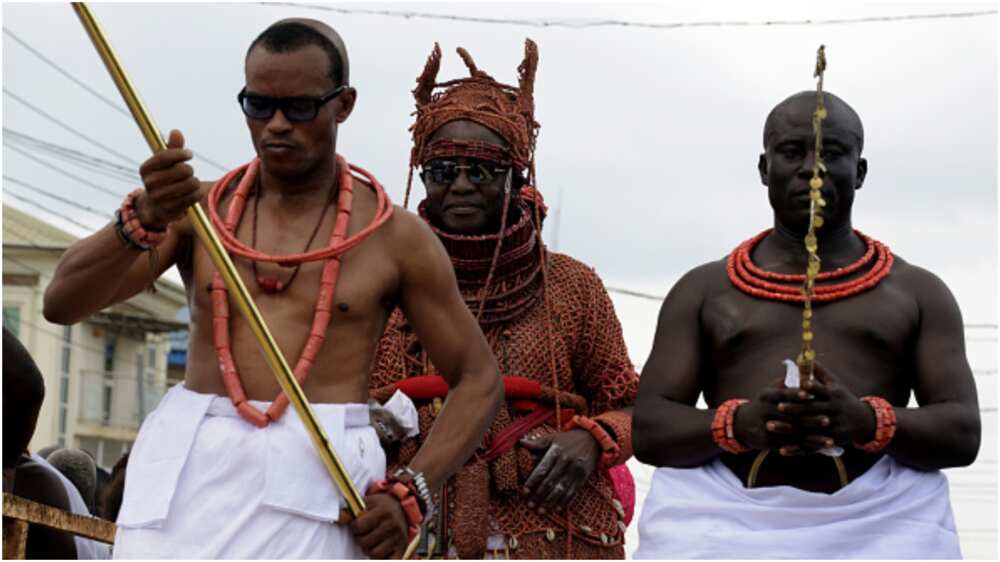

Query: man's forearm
<box><xmin>44</xmin><ymin>224</ymin><xmax>144</xmax><ymax>324</ymax></box>
<box><xmin>633</xmin><ymin>397</ymin><xmax>720</xmax><ymax>467</ymax></box>
<box><xmin>891</xmin><ymin>403</ymin><xmax>980</xmax><ymax>470</ymax></box>
<box><xmin>406</xmin><ymin>369</ymin><xmax>503</xmax><ymax>492</ymax></box>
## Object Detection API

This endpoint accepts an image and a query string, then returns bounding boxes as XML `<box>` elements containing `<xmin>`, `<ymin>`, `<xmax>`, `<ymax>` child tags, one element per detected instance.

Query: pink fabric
<box><xmin>609</xmin><ymin>463</ymin><xmax>636</xmax><ymax>525</ymax></box>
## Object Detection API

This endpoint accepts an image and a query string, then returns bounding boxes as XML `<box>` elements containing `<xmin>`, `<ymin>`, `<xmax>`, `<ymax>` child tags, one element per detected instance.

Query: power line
<box><xmin>2</xmin><ymin>28</ymin><xmax>230</xmax><ymax>174</ymax></box>
<box><xmin>2</xmin><ymin>27</ymin><xmax>131</xmax><ymax>119</ymax></box>
<box><xmin>4</xmin><ymin>175</ymin><xmax>113</xmax><ymax>221</ymax></box>
<box><xmin>4</xmin><ymin>128</ymin><xmax>140</xmax><ymax>182</ymax></box>
<box><xmin>608</xmin><ymin>286</ymin><xmax>662</xmax><ymax>301</ymax></box>
<box><xmin>4</xmin><ymin>136</ymin><xmax>138</xmax><ymax>184</ymax></box>
<box><xmin>267</xmin><ymin>3</ymin><xmax>996</xmax><ymax>30</ymax></box>
<box><xmin>3</xmin><ymin>191</ymin><xmax>97</xmax><ymax>232</ymax></box>
<box><xmin>3</xmin><ymin>87</ymin><xmax>140</xmax><ymax>166</ymax></box>
<box><xmin>4</xmin><ymin>143</ymin><xmax>126</xmax><ymax>200</ymax></box>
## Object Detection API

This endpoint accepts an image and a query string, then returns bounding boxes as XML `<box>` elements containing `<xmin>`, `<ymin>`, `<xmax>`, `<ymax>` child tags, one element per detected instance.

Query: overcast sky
<box><xmin>2</xmin><ymin>1</ymin><xmax>996</xmax><ymax>364</ymax></box>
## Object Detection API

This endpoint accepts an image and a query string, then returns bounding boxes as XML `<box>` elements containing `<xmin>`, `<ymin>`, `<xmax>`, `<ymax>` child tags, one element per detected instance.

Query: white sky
<box><xmin>2</xmin><ymin>2</ymin><xmax>996</xmax><ymax>556</ymax></box>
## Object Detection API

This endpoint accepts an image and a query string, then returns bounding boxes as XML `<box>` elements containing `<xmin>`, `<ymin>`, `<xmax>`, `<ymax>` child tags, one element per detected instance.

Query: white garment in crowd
<box><xmin>634</xmin><ymin>455</ymin><xmax>961</xmax><ymax>559</ymax></box>
<box><xmin>113</xmin><ymin>384</ymin><xmax>384</xmax><ymax>559</ymax></box>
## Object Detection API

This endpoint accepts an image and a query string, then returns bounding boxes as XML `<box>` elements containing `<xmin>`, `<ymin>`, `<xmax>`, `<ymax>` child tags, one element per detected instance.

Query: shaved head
<box><xmin>764</xmin><ymin>91</ymin><xmax>864</xmax><ymax>153</ymax></box>
<box><xmin>247</xmin><ymin>18</ymin><xmax>350</xmax><ymax>87</ymax></box>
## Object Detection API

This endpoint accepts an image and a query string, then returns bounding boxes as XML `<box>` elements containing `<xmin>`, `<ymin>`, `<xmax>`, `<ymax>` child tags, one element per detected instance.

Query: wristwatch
<box><xmin>392</xmin><ymin>466</ymin><xmax>434</xmax><ymax>522</ymax></box>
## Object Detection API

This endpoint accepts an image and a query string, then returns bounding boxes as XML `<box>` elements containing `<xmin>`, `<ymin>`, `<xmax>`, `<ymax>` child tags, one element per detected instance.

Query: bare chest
<box><xmin>701</xmin><ymin>280</ymin><xmax>919</xmax><ymax>401</ymax></box>
<box><xmin>181</xmin><ymin>216</ymin><xmax>398</xmax><ymax>399</ymax></box>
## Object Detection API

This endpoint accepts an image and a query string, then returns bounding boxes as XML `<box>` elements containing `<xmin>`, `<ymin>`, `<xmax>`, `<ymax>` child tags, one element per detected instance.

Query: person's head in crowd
<box><xmin>3</xmin><ymin>328</ymin><xmax>45</xmax><ymax>469</ymax></box>
<box><xmin>37</xmin><ymin>445</ymin><xmax>62</xmax><ymax>459</ymax></box>
<box><xmin>48</xmin><ymin>448</ymin><xmax>98</xmax><ymax>513</ymax></box>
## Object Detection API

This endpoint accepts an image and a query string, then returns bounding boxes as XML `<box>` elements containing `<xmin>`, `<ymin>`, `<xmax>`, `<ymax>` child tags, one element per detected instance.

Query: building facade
<box><xmin>3</xmin><ymin>205</ymin><xmax>187</xmax><ymax>470</ymax></box>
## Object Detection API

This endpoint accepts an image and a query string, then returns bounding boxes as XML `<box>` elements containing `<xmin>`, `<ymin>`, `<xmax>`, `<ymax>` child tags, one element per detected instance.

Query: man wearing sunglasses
<box><xmin>369</xmin><ymin>41</ymin><xmax>639</xmax><ymax>559</ymax></box>
<box><xmin>44</xmin><ymin>18</ymin><xmax>502</xmax><ymax>559</ymax></box>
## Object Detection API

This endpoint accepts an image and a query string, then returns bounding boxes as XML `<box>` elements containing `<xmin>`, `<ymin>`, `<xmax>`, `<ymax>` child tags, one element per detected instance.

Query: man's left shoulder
<box><xmin>888</xmin><ymin>254</ymin><xmax>952</xmax><ymax>292</ymax></box>
<box><xmin>376</xmin><ymin>205</ymin><xmax>437</xmax><ymax>248</ymax></box>
<box><xmin>885</xmin><ymin>253</ymin><xmax>959</xmax><ymax>307</ymax></box>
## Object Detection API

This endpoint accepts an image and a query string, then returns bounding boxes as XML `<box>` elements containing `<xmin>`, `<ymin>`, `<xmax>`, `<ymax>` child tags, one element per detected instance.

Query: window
<box><xmin>103</xmin><ymin>334</ymin><xmax>116</xmax><ymax>372</ymax></box>
<box><xmin>102</xmin><ymin>385</ymin><xmax>113</xmax><ymax>425</ymax></box>
<box><xmin>3</xmin><ymin>305</ymin><xmax>21</xmax><ymax>338</ymax></box>
<box><xmin>59</xmin><ymin>326</ymin><xmax>72</xmax><ymax>445</ymax></box>
<box><xmin>61</xmin><ymin>326</ymin><xmax>72</xmax><ymax>372</ymax></box>
<box><xmin>103</xmin><ymin>334</ymin><xmax>116</xmax><ymax>425</ymax></box>
<box><xmin>58</xmin><ymin>405</ymin><xmax>68</xmax><ymax>440</ymax></box>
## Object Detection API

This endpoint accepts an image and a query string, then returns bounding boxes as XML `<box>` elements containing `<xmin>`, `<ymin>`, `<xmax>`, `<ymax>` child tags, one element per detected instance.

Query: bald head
<box><xmin>764</xmin><ymin>91</ymin><xmax>864</xmax><ymax>153</ymax></box>
<box><xmin>48</xmin><ymin>448</ymin><xmax>98</xmax><ymax>511</ymax></box>
<box><xmin>247</xmin><ymin>18</ymin><xmax>349</xmax><ymax>87</ymax></box>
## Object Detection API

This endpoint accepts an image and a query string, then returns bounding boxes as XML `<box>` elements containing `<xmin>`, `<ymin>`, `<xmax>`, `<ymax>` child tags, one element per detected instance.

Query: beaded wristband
<box><xmin>565</xmin><ymin>415</ymin><xmax>621</xmax><ymax>468</ymax></box>
<box><xmin>368</xmin><ymin>479</ymin><xmax>423</xmax><ymax>542</ymax></box>
<box><xmin>113</xmin><ymin>209</ymin><xmax>142</xmax><ymax>250</ymax></box>
<box><xmin>711</xmin><ymin>399</ymin><xmax>752</xmax><ymax>454</ymax></box>
<box><xmin>120</xmin><ymin>189</ymin><xmax>167</xmax><ymax>250</ymax></box>
<box><xmin>854</xmin><ymin>396</ymin><xmax>897</xmax><ymax>453</ymax></box>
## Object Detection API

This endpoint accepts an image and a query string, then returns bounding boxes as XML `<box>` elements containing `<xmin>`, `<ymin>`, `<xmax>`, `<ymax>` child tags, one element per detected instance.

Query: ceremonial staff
<box><xmin>748</xmin><ymin>45</ymin><xmax>848</xmax><ymax>489</ymax></box>
<box><xmin>797</xmin><ymin>45</ymin><xmax>828</xmax><ymax>383</ymax></box>
<box><xmin>70</xmin><ymin>2</ymin><xmax>366</xmax><ymax>517</ymax></box>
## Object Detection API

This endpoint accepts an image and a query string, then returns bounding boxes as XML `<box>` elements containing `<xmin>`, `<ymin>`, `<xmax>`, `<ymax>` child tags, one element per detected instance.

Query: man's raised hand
<box><xmin>136</xmin><ymin>129</ymin><xmax>202</xmax><ymax>230</ymax></box>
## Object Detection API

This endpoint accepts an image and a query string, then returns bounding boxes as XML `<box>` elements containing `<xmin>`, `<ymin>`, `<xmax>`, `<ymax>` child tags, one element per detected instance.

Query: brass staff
<box><xmin>749</xmin><ymin>46</ymin><xmax>847</xmax><ymax>489</ymax></box>
<box><xmin>70</xmin><ymin>2</ymin><xmax>365</xmax><ymax>517</ymax></box>
<box><xmin>797</xmin><ymin>44</ymin><xmax>828</xmax><ymax>385</ymax></box>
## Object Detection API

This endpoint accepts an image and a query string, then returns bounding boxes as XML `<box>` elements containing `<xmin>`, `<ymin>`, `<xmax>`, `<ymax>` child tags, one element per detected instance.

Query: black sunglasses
<box><xmin>237</xmin><ymin>85</ymin><xmax>348</xmax><ymax>122</ymax></box>
<box><xmin>421</xmin><ymin>159</ymin><xmax>509</xmax><ymax>187</ymax></box>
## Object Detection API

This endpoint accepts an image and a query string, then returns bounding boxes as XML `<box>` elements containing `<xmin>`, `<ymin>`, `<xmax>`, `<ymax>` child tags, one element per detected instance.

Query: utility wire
<box><xmin>4</xmin><ymin>138</ymin><xmax>138</xmax><ymax>184</ymax></box>
<box><xmin>267</xmin><ymin>3</ymin><xmax>996</xmax><ymax>30</ymax></box>
<box><xmin>608</xmin><ymin>286</ymin><xmax>662</xmax><ymax>301</ymax></box>
<box><xmin>3</xmin><ymin>191</ymin><xmax>97</xmax><ymax>232</ymax></box>
<box><xmin>4</xmin><ymin>142</ymin><xmax>127</xmax><ymax>199</ymax></box>
<box><xmin>2</xmin><ymin>28</ymin><xmax>230</xmax><ymax>173</ymax></box>
<box><xmin>4</xmin><ymin>175</ymin><xmax>113</xmax><ymax>221</ymax></box>
<box><xmin>4</xmin><ymin>128</ymin><xmax>140</xmax><ymax>181</ymax></box>
<box><xmin>3</xmin><ymin>88</ymin><xmax>140</xmax><ymax>166</ymax></box>
<box><xmin>2</xmin><ymin>27</ymin><xmax>131</xmax><ymax>118</ymax></box>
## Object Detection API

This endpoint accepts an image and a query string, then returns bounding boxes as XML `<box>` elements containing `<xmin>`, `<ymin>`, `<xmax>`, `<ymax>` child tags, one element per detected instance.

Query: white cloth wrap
<box><xmin>113</xmin><ymin>384</ymin><xmax>385</xmax><ymax>559</ymax></box>
<box><xmin>634</xmin><ymin>456</ymin><xmax>961</xmax><ymax>559</ymax></box>
<box><xmin>381</xmin><ymin>389</ymin><xmax>420</xmax><ymax>438</ymax></box>
<box><xmin>32</xmin><ymin>453</ymin><xmax>110</xmax><ymax>559</ymax></box>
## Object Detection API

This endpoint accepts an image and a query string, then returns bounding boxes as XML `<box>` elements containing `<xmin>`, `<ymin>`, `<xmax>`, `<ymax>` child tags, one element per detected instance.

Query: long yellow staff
<box><xmin>70</xmin><ymin>2</ymin><xmax>365</xmax><ymax>517</ymax></box>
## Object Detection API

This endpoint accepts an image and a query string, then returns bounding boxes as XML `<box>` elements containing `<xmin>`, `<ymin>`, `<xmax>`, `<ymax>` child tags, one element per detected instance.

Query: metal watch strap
<box><xmin>393</xmin><ymin>466</ymin><xmax>434</xmax><ymax>521</ymax></box>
